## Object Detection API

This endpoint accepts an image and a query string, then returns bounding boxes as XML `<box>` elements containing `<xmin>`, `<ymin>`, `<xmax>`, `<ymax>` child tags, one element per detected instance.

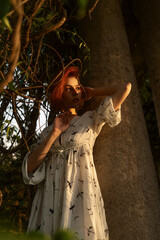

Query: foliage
<box><xmin>0</xmin><ymin>0</ymin><xmax>93</xmax><ymax>234</ymax></box>
<box><xmin>0</xmin><ymin>0</ymin><xmax>91</xmax><ymax>151</ymax></box>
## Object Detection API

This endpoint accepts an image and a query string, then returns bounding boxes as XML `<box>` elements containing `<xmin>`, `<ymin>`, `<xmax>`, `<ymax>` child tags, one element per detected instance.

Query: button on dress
<box><xmin>22</xmin><ymin>96</ymin><xmax>121</xmax><ymax>240</ymax></box>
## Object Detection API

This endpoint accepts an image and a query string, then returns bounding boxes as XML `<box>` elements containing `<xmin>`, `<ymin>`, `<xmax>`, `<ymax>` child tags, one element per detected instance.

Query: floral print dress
<box><xmin>22</xmin><ymin>96</ymin><xmax>121</xmax><ymax>240</ymax></box>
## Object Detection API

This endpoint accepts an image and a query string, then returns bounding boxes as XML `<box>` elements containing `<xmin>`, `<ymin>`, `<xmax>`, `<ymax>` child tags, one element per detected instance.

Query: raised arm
<box><xmin>84</xmin><ymin>82</ymin><xmax>132</xmax><ymax>111</ymax></box>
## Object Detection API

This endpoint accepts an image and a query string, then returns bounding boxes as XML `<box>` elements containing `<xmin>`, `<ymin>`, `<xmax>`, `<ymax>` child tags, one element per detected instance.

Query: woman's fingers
<box><xmin>63</xmin><ymin>115</ymin><xmax>69</xmax><ymax>125</ymax></box>
<box><xmin>58</xmin><ymin>112</ymin><xmax>71</xmax><ymax>125</ymax></box>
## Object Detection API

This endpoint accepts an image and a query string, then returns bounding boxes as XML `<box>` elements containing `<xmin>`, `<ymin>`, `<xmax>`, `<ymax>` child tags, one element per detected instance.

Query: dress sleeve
<box><xmin>22</xmin><ymin>127</ymin><xmax>50</xmax><ymax>185</ymax></box>
<box><xmin>92</xmin><ymin>95</ymin><xmax>121</xmax><ymax>135</ymax></box>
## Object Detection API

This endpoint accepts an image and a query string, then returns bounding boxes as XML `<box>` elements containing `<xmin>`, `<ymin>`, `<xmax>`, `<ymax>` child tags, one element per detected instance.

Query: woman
<box><xmin>22</xmin><ymin>66</ymin><xmax>132</xmax><ymax>239</ymax></box>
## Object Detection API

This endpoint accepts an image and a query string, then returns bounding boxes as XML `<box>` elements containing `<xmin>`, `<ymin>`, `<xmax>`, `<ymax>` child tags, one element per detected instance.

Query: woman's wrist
<box><xmin>51</xmin><ymin>128</ymin><xmax>62</xmax><ymax>135</ymax></box>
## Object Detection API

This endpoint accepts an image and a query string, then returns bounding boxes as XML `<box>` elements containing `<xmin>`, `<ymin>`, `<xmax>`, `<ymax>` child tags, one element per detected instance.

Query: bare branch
<box><xmin>88</xmin><ymin>0</ymin><xmax>99</xmax><ymax>20</ymax></box>
<box><xmin>22</xmin><ymin>0</ymin><xmax>45</xmax><ymax>51</ymax></box>
<box><xmin>34</xmin><ymin>35</ymin><xmax>44</xmax><ymax>73</ymax></box>
<box><xmin>6</xmin><ymin>0</ymin><xmax>30</xmax><ymax>17</ymax></box>
<box><xmin>0</xmin><ymin>70</ymin><xmax>5</xmax><ymax>81</ymax></box>
<box><xmin>12</xmin><ymin>93</ymin><xmax>29</xmax><ymax>151</ymax></box>
<box><xmin>0</xmin><ymin>0</ymin><xmax>23</xmax><ymax>93</ymax></box>
<box><xmin>0</xmin><ymin>91</ymin><xmax>11</xmax><ymax>119</ymax></box>
<box><xmin>0</xmin><ymin>34</ymin><xmax>11</xmax><ymax>46</ymax></box>
<box><xmin>32</xmin><ymin>7</ymin><xmax>67</xmax><ymax>40</ymax></box>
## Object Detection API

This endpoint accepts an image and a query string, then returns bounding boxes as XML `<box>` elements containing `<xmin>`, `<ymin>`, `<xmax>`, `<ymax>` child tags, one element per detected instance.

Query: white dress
<box><xmin>22</xmin><ymin>96</ymin><xmax>121</xmax><ymax>240</ymax></box>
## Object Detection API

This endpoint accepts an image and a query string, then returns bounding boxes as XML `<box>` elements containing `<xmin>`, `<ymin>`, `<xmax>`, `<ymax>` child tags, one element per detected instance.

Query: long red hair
<box><xmin>49</xmin><ymin>66</ymin><xmax>84</xmax><ymax>112</ymax></box>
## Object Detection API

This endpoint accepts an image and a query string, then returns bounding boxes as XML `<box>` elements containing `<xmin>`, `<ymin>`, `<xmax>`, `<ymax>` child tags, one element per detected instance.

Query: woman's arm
<box><xmin>27</xmin><ymin>111</ymin><xmax>72</xmax><ymax>173</ymax></box>
<box><xmin>84</xmin><ymin>83</ymin><xmax>132</xmax><ymax>111</ymax></box>
<box><xmin>27</xmin><ymin>128</ymin><xmax>61</xmax><ymax>173</ymax></box>
<box><xmin>111</xmin><ymin>83</ymin><xmax>132</xmax><ymax>111</ymax></box>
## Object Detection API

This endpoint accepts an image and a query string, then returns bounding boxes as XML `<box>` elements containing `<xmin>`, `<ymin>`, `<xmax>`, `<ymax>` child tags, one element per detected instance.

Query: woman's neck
<box><xmin>61</xmin><ymin>108</ymin><xmax>77</xmax><ymax>116</ymax></box>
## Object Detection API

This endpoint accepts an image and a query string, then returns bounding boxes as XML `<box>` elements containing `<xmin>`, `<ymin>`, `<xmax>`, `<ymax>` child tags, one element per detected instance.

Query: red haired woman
<box><xmin>22</xmin><ymin>66</ymin><xmax>131</xmax><ymax>239</ymax></box>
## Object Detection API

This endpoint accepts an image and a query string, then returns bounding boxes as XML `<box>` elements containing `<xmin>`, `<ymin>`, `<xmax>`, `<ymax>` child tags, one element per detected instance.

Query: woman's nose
<box><xmin>72</xmin><ymin>88</ymin><xmax>78</xmax><ymax>95</ymax></box>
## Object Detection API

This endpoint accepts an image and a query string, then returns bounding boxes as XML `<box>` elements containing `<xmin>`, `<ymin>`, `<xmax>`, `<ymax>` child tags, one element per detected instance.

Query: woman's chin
<box><xmin>62</xmin><ymin>101</ymin><xmax>84</xmax><ymax>110</ymax></box>
<box><xmin>75</xmin><ymin>102</ymin><xmax>84</xmax><ymax>110</ymax></box>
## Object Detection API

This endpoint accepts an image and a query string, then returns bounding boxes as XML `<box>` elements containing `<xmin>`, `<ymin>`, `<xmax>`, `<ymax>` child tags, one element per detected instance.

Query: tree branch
<box><xmin>22</xmin><ymin>0</ymin><xmax>45</xmax><ymax>51</ymax></box>
<box><xmin>0</xmin><ymin>0</ymin><xmax>23</xmax><ymax>93</ymax></box>
<box><xmin>88</xmin><ymin>0</ymin><xmax>99</xmax><ymax>20</ymax></box>
<box><xmin>12</xmin><ymin>93</ymin><xmax>29</xmax><ymax>151</ymax></box>
<box><xmin>32</xmin><ymin>7</ymin><xmax>67</xmax><ymax>40</ymax></box>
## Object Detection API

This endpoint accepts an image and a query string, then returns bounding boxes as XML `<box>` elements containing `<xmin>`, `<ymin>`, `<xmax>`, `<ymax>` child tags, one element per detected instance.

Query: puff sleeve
<box><xmin>22</xmin><ymin>127</ymin><xmax>49</xmax><ymax>185</ymax></box>
<box><xmin>92</xmin><ymin>95</ymin><xmax>121</xmax><ymax>135</ymax></box>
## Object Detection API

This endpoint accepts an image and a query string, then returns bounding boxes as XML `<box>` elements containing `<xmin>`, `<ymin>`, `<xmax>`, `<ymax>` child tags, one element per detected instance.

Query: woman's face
<box><xmin>61</xmin><ymin>76</ymin><xmax>82</xmax><ymax>110</ymax></box>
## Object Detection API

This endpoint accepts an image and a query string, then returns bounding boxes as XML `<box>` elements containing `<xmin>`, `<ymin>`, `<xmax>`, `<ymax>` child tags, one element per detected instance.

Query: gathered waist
<box><xmin>49</xmin><ymin>142</ymin><xmax>92</xmax><ymax>154</ymax></box>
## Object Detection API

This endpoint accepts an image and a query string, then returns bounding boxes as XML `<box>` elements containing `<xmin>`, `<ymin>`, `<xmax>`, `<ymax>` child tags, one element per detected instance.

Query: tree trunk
<box><xmin>132</xmin><ymin>0</ymin><xmax>160</xmax><ymax>136</ymax></box>
<box><xmin>77</xmin><ymin>0</ymin><xmax>160</xmax><ymax>239</ymax></box>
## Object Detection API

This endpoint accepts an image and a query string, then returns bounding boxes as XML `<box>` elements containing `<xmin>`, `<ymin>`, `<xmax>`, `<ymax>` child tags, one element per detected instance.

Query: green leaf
<box><xmin>17</xmin><ymin>61</ymin><xmax>23</xmax><ymax>67</ymax></box>
<box><xmin>83</xmin><ymin>69</ymin><xmax>88</xmax><ymax>77</ymax></box>
<box><xmin>84</xmin><ymin>55</ymin><xmax>88</xmax><ymax>61</ymax></box>
<box><xmin>56</xmin><ymin>30</ymin><xmax>63</xmax><ymax>43</ymax></box>
<box><xmin>3</xmin><ymin>16</ymin><xmax>12</xmax><ymax>32</ymax></box>
<box><xmin>79</xmin><ymin>42</ymin><xmax>83</xmax><ymax>48</ymax></box>
<box><xmin>71</xmin><ymin>35</ymin><xmax>75</xmax><ymax>45</ymax></box>
<box><xmin>46</xmin><ymin>13</ymin><xmax>56</xmax><ymax>20</ymax></box>
<box><xmin>6</xmin><ymin>126</ymin><xmax>11</xmax><ymax>138</ymax></box>
<box><xmin>34</xmin><ymin>17</ymin><xmax>45</xmax><ymax>23</ymax></box>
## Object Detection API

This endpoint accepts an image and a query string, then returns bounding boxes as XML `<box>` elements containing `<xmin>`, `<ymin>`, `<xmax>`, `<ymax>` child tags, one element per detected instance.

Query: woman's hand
<box><xmin>52</xmin><ymin>112</ymin><xmax>72</xmax><ymax>133</ymax></box>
